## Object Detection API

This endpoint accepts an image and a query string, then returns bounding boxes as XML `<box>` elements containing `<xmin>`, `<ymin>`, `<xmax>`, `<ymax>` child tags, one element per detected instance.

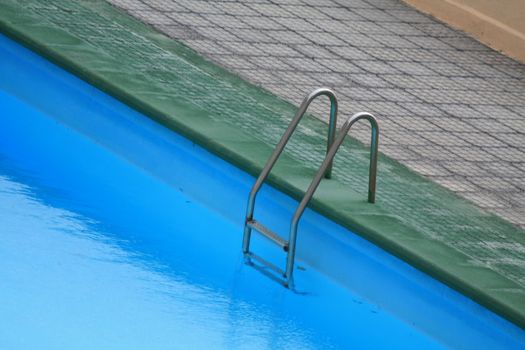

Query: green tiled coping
<box><xmin>1</xmin><ymin>0</ymin><xmax>524</xmax><ymax>330</ymax></box>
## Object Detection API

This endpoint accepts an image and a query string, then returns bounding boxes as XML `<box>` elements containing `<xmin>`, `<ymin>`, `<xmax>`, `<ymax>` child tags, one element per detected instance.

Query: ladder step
<box><xmin>246</xmin><ymin>252</ymin><xmax>286</xmax><ymax>277</ymax></box>
<box><xmin>247</xmin><ymin>220</ymin><xmax>289</xmax><ymax>251</ymax></box>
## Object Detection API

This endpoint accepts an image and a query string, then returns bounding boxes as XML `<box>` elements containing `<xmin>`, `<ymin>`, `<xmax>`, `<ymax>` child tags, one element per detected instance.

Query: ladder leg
<box><xmin>284</xmin><ymin>254</ymin><xmax>295</xmax><ymax>289</ymax></box>
<box><xmin>284</xmin><ymin>222</ymin><xmax>299</xmax><ymax>289</ymax></box>
<box><xmin>242</xmin><ymin>224</ymin><xmax>252</xmax><ymax>261</ymax></box>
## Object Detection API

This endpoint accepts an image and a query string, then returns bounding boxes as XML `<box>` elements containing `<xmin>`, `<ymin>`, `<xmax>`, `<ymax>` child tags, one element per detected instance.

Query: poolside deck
<box><xmin>109</xmin><ymin>0</ymin><xmax>525</xmax><ymax>231</ymax></box>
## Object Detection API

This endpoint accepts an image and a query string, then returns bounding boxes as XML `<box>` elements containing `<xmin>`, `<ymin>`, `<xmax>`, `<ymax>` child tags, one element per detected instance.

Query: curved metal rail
<box><xmin>241</xmin><ymin>87</ymin><xmax>379</xmax><ymax>289</ymax></box>
<box><xmin>285</xmin><ymin>112</ymin><xmax>379</xmax><ymax>288</ymax></box>
<box><xmin>242</xmin><ymin>88</ymin><xmax>338</xmax><ymax>257</ymax></box>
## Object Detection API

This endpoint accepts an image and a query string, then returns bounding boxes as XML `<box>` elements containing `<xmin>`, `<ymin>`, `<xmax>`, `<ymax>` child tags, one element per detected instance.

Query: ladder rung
<box><xmin>246</xmin><ymin>252</ymin><xmax>285</xmax><ymax>277</ymax></box>
<box><xmin>247</xmin><ymin>220</ymin><xmax>288</xmax><ymax>251</ymax></box>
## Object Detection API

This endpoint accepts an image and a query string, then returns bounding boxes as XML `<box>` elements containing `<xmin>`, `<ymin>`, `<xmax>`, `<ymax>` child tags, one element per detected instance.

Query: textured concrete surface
<box><xmin>107</xmin><ymin>0</ymin><xmax>525</xmax><ymax>230</ymax></box>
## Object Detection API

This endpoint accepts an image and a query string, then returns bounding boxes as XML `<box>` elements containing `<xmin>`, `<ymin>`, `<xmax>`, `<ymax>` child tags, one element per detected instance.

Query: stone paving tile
<box><xmin>108</xmin><ymin>0</ymin><xmax>525</xmax><ymax>230</ymax></box>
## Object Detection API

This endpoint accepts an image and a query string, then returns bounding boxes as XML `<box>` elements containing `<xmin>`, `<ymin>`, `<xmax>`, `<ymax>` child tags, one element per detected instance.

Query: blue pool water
<box><xmin>0</xmin><ymin>34</ymin><xmax>524</xmax><ymax>349</ymax></box>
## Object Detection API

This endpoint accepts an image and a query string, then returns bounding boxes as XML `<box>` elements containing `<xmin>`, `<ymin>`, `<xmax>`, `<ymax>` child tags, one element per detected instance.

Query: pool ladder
<box><xmin>242</xmin><ymin>87</ymin><xmax>379</xmax><ymax>289</ymax></box>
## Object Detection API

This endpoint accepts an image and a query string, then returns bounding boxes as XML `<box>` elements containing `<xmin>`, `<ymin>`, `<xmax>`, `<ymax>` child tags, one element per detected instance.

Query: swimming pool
<box><xmin>0</xmin><ymin>34</ymin><xmax>523</xmax><ymax>349</ymax></box>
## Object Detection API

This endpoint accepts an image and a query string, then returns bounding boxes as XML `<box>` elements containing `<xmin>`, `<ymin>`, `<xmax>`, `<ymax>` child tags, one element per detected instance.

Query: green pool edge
<box><xmin>1</xmin><ymin>0</ymin><xmax>524</xmax><ymax>330</ymax></box>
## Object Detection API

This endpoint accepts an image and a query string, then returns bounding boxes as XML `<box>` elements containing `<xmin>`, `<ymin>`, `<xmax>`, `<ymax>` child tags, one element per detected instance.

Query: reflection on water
<box><xmin>0</xmin><ymin>173</ymin><xmax>319</xmax><ymax>349</ymax></box>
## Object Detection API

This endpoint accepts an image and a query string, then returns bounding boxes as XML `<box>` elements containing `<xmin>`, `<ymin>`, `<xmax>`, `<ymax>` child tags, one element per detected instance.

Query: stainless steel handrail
<box><xmin>242</xmin><ymin>88</ymin><xmax>338</xmax><ymax>257</ymax></box>
<box><xmin>285</xmin><ymin>112</ymin><xmax>379</xmax><ymax>288</ymax></box>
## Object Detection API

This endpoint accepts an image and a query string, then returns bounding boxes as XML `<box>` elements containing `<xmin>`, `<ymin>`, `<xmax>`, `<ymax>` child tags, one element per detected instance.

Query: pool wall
<box><xmin>1</xmin><ymin>33</ymin><xmax>524</xmax><ymax>349</ymax></box>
